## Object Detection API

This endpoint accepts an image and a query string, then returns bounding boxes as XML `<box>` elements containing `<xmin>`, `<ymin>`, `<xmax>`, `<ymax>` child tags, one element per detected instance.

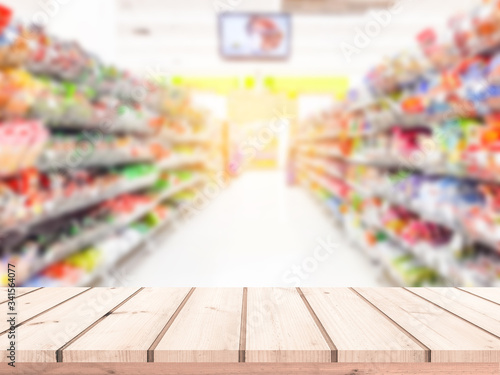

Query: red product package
<box><xmin>0</xmin><ymin>5</ymin><xmax>12</xmax><ymax>34</ymax></box>
<box><xmin>416</xmin><ymin>28</ymin><xmax>437</xmax><ymax>56</ymax></box>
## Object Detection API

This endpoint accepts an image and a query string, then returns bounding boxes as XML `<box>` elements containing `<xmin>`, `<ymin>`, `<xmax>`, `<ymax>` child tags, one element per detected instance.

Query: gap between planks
<box><xmin>296</xmin><ymin>287</ymin><xmax>338</xmax><ymax>362</ymax></box>
<box><xmin>0</xmin><ymin>287</ymin><xmax>43</xmax><ymax>304</ymax></box>
<box><xmin>238</xmin><ymin>288</ymin><xmax>248</xmax><ymax>363</ymax></box>
<box><xmin>147</xmin><ymin>287</ymin><xmax>196</xmax><ymax>362</ymax></box>
<box><xmin>56</xmin><ymin>288</ymin><xmax>145</xmax><ymax>362</ymax></box>
<box><xmin>457</xmin><ymin>288</ymin><xmax>500</xmax><ymax>306</ymax></box>
<box><xmin>404</xmin><ymin>288</ymin><xmax>500</xmax><ymax>341</ymax></box>
<box><xmin>0</xmin><ymin>288</ymin><xmax>92</xmax><ymax>336</ymax></box>
<box><xmin>349</xmin><ymin>287</ymin><xmax>432</xmax><ymax>362</ymax></box>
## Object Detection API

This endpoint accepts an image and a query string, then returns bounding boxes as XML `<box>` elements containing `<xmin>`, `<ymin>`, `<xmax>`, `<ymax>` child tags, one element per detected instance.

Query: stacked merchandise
<box><xmin>0</xmin><ymin>6</ymin><xmax>217</xmax><ymax>286</ymax></box>
<box><xmin>296</xmin><ymin>1</ymin><xmax>500</xmax><ymax>286</ymax></box>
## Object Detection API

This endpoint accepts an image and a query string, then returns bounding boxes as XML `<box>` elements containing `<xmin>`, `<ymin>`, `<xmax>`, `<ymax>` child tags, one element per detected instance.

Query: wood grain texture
<box><xmin>245</xmin><ymin>288</ymin><xmax>331</xmax><ymax>363</ymax></box>
<box><xmin>13</xmin><ymin>362</ymin><xmax>500</xmax><ymax>375</ymax></box>
<box><xmin>0</xmin><ymin>288</ymin><xmax>89</xmax><ymax>333</ymax></box>
<box><xmin>354</xmin><ymin>288</ymin><xmax>500</xmax><ymax>363</ymax></box>
<box><xmin>0</xmin><ymin>288</ymin><xmax>42</xmax><ymax>304</ymax></box>
<box><xmin>408</xmin><ymin>288</ymin><xmax>500</xmax><ymax>338</ymax></box>
<box><xmin>3</xmin><ymin>288</ymin><xmax>500</xmax><ymax>365</ymax></box>
<box><xmin>62</xmin><ymin>288</ymin><xmax>191</xmax><ymax>362</ymax></box>
<box><xmin>154</xmin><ymin>288</ymin><xmax>243</xmax><ymax>362</ymax></box>
<box><xmin>0</xmin><ymin>288</ymin><xmax>140</xmax><ymax>363</ymax></box>
<box><xmin>296</xmin><ymin>287</ymin><xmax>337</xmax><ymax>362</ymax></box>
<box><xmin>301</xmin><ymin>288</ymin><xmax>427</xmax><ymax>362</ymax></box>
<box><xmin>459</xmin><ymin>288</ymin><xmax>500</xmax><ymax>305</ymax></box>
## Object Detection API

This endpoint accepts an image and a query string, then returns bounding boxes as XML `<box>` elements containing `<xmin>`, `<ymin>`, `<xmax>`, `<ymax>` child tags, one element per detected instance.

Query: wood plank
<box><xmin>354</xmin><ymin>288</ymin><xmax>500</xmax><ymax>363</ymax></box>
<box><xmin>154</xmin><ymin>288</ymin><xmax>243</xmax><ymax>362</ymax></box>
<box><xmin>300</xmin><ymin>288</ymin><xmax>427</xmax><ymax>362</ymax></box>
<box><xmin>0</xmin><ymin>288</ymin><xmax>42</xmax><ymax>304</ymax></box>
<box><xmin>0</xmin><ymin>288</ymin><xmax>140</xmax><ymax>363</ymax></box>
<box><xmin>62</xmin><ymin>288</ymin><xmax>192</xmax><ymax>362</ymax></box>
<box><xmin>245</xmin><ymin>288</ymin><xmax>331</xmax><ymax>363</ymax></box>
<box><xmin>1</xmin><ymin>288</ymin><xmax>499</xmax><ymax>366</ymax></box>
<box><xmin>459</xmin><ymin>288</ymin><xmax>500</xmax><ymax>305</ymax></box>
<box><xmin>12</xmin><ymin>362</ymin><xmax>500</xmax><ymax>375</ymax></box>
<box><xmin>408</xmin><ymin>288</ymin><xmax>500</xmax><ymax>338</ymax></box>
<box><xmin>0</xmin><ymin>288</ymin><xmax>89</xmax><ymax>333</ymax></box>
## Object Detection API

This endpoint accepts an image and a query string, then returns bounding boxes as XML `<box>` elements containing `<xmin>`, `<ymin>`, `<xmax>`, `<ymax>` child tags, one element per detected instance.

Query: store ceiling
<box><xmin>112</xmin><ymin>0</ymin><xmax>476</xmax><ymax>77</ymax></box>
<box><xmin>117</xmin><ymin>0</ymin><xmax>281</xmax><ymax>13</ymax></box>
<box><xmin>283</xmin><ymin>0</ymin><xmax>395</xmax><ymax>14</ymax></box>
<box><xmin>117</xmin><ymin>0</ymin><xmax>395</xmax><ymax>14</ymax></box>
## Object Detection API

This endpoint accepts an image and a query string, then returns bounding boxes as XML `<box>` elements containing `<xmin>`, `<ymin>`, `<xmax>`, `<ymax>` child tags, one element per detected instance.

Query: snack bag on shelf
<box><xmin>449</xmin><ymin>12</ymin><xmax>474</xmax><ymax>56</ymax></box>
<box><xmin>470</xmin><ymin>0</ymin><xmax>500</xmax><ymax>53</ymax></box>
<box><xmin>0</xmin><ymin>7</ymin><xmax>30</xmax><ymax>68</ymax></box>
<box><xmin>416</xmin><ymin>27</ymin><xmax>458</xmax><ymax>71</ymax></box>
<box><xmin>0</xmin><ymin>5</ymin><xmax>13</xmax><ymax>65</ymax></box>
<box><xmin>0</xmin><ymin>120</ymin><xmax>48</xmax><ymax>176</ymax></box>
<box><xmin>0</xmin><ymin>4</ymin><xmax>11</xmax><ymax>33</ymax></box>
<box><xmin>0</xmin><ymin>182</ymin><xmax>20</xmax><ymax>226</ymax></box>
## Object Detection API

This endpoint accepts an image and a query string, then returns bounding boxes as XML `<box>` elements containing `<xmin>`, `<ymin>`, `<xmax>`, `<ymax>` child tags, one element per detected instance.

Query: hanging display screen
<box><xmin>218</xmin><ymin>13</ymin><xmax>291</xmax><ymax>60</ymax></box>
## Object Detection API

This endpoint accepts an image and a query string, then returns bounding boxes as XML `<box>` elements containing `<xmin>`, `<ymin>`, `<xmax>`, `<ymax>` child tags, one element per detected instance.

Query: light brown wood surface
<box><xmin>245</xmin><ymin>288</ymin><xmax>331</xmax><ymax>362</ymax></box>
<box><xmin>0</xmin><ymin>288</ymin><xmax>89</xmax><ymax>333</ymax></box>
<box><xmin>354</xmin><ymin>287</ymin><xmax>500</xmax><ymax>363</ymax></box>
<box><xmin>0</xmin><ymin>288</ymin><xmax>41</xmax><ymax>304</ymax></box>
<box><xmin>407</xmin><ymin>288</ymin><xmax>500</xmax><ymax>338</ymax></box>
<box><xmin>1</xmin><ymin>287</ymin><xmax>500</xmax><ymax>366</ymax></box>
<box><xmin>1</xmin><ymin>288</ymin><xmax>140</xmax><ymax>362</ymax></box>
<box><xmin>460</xmin><ymin>288</ymin><xmax>500</xmax><ymax>304</ymax></box>
<box><xmin>154</xmin><ymin>288</ymin><xmax>243</xmax><ymax>362</ymax></box>
<box><xmin>62</xmin><ymin>288</ymin><xmax>191</xmax><ymax>362</ymax></box>
<box><xmin>301</xmin><ymin>288</ymin><xmax>427</xmax><ymax>362</ymax></box>
<box><xmin>9</xmin><ymin>362</ymin><xmax>500</xmax><ymax>375</ymax></box>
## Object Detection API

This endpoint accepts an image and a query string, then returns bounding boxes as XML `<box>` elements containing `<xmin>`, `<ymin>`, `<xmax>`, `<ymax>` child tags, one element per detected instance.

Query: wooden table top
<box><xmin>2</xmin><ymin>287</ymin><xmax>500</xmax><ymax>365</ymax></box>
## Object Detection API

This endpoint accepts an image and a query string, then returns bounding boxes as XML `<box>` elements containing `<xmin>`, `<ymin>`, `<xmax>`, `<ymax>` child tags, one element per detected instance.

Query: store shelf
<box><xmin>167</xmin><ymin>133</ymin><xmax>212</xmax><ymax>144</ymax></box>
<box><xmin>300</xmin><ymin>163</ymin><xmax>455</xmax><ymax>284</ymax></box>
<box><xmin>298</xmin><ymin>156</ymin><xmax>372</xmax><ymax>197</ymax></box>
<box><xmin>299</xmin><ymin>144</ymin><xmax>500</xmax><ymax>202</ymax></box>
<box><xmin>6</xmin><ymin>287</ymin><xmax>500</xmax><ymax>368</ymax></box>
<box><xmin>77</xmin><ymin>210</ymin><xmax>181</xmax><ymax>287</ymax></box>
<box><xmin>47</xmin><ymin>123</ymin><xmax>155</xmax><ymax>136</ymax></box>
<box><xmin>22</xmin><ymin>202</ymin><xmax>159</xmax><ymax>285</ymax></box>
<box><xmin>360</xmin><ymin>216</ymin><xmax>459</xmax><ymax>284</ymax></box>
<box><xmin>298</xmin><ymin>152</ymin><xmax>499</xmax><ymax>285</ymax></box>
<box><xmin>38</xmin><ymin>150</ymin><xmax>154</xmax><ymax>170</ymax></box>
<box><xmin>156</xmin><ymin>175</ymin><xmax>206</xmax><ymax>201</ymax></box>
<box><xmin>0</xmin><ymin>3</ymin><xmax>219</xmax><ymax>290</ymax></box>
<box><xmin>77</xmin><ymin>176</ymin><xmax>209</xmax><ymax>287</ymax></box>
<box><xmin>20</xmin><ymin>175</ymin><xmax>206</xmax><ymax>286</ymax></box>
<box><xmin>0</xmin><ymin>173</ymin><xmax>159</xmax><ymax>238</ymax></box>
<box><xmin>157</xmin><ymin>155</ymin><xmax>206</xmax><ymax>170</ymax></box>
<box><xmin>305</xmin><ymin>186</ymin><xmax>342</xmax><ymax>226</ymax></box>
<box><xmin>351</xmin><ymin>178</ymin><xmax>498</xmax><ymax>253</ymax></box>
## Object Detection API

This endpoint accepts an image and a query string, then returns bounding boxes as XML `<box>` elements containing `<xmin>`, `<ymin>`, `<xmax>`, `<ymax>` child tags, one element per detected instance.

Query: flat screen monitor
<box><xmin>218</xmin><ymin>13</ymin><xmax>291</xmax><ymax>60</ymax></box>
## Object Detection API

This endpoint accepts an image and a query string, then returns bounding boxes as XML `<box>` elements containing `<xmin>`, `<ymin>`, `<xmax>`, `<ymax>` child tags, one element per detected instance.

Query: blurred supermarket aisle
<box><xmin>6</xmin><ymin>0</ymin><xmax>500</xmax><ymax>288</ymax></box>
<box><xmin>122</xmin><ymin>171</ymin><xmax>382</xmax><ymax>287</ymax></box>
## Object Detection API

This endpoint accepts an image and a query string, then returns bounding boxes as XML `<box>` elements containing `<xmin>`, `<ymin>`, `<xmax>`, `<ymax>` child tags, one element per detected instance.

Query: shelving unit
<box><xmin>20</xmin><ymin>175</ymin><xmax>207</xmax><ymax>287</ymax></box>
<box><xmin>294</xmin><ymin>2</ymin><xmax>500</xmax><ymax>287</ymax></box>
<box><xmin>0</xmin><ymin>12</ymin><xmax>220</xmax><ymax>287</ymax></box>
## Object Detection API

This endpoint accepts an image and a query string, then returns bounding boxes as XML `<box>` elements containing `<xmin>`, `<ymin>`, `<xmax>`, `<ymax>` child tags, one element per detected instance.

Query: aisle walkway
<box><xmin>119</xmin><ymin>171</ymin><xmax>382</xmax><ymax>287</ymax></box>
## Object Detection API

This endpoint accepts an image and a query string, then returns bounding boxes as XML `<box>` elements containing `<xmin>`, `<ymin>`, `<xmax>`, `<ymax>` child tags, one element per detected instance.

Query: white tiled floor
<box><xmin>117</xmin><ymin>171</ymin><xmax>383</xmax><ymax>287</ymax></box>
